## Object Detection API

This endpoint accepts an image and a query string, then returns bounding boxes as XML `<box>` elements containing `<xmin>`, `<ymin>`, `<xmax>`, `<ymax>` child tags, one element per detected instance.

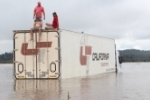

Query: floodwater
<box><xmin>0</xmin><ymin>63</ymin><xmax>150</xmax><ymax>100</ymax></box>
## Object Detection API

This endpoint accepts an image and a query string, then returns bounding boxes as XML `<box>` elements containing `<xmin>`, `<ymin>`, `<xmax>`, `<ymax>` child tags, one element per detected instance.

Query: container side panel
<box><xmin>60</xmin><ymin>31</ymin><xmax>86</xmax><ymax>79</ymax></box>
<box><xmin>60</xmin><ymin>30</ymin><xmax>115</xmax><ymax>79</ymax></box>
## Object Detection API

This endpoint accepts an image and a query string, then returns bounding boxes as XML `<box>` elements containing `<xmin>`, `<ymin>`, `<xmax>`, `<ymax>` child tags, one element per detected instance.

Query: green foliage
<box><xmin>0</xmin><ymin>52</ymin><xmax>13</xmax><ymax>63</ymax></box>
<box><xmin>0</xmin><ymin>49</ymin><xmax>150</xmax><ymax>63</ymax></box>
<box><xmin>119</xmin><ymin>49</ymin><xmax>150</xmax><ymax>62</ymax></box>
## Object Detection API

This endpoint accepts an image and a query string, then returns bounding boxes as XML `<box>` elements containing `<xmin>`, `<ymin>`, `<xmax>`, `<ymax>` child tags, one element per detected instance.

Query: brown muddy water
<box><xmin>0</xmin><ymin>63</ymin><xmax>150</xmax><ymax>100</ymax></box>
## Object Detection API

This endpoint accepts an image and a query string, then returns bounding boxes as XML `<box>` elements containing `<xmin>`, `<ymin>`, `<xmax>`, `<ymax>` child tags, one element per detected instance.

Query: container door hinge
<box><xmin>55</xmin><ymin>47</ymin><xmax>60</xmax><ymax>50</ymax></box>
<box><xmin>55</xmin><ymin>60</ymin><xmax>61</xmax><ymax>62</ymax></box>
<box><xmin>13</xmin><ymin>61</ymin><xmax>19</xmax><ymax>63</ymax></box>
<box><xmin>14</xmin><ymin>49</ymin><xmax>18</xmax><ymax>51</ymax></box>
<box><xmin>14</xmin><ymin>37</ymin><xmax>18</xmax><ymax>39</ymax></box>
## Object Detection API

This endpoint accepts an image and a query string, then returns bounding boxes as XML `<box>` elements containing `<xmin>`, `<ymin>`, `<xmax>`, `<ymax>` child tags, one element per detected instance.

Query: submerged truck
<box><xmin>13</xmin><ymin>29</ymin><xmax>120</xmax><ymax>79</ymax></box>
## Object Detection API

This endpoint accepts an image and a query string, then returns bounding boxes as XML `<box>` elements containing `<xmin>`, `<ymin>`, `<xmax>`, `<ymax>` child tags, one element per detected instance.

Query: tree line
<box><xmin>0</xmin><ymin>52</ymin><xmax>13</xmax><ymax>63</ymax></box>
<box><xmin>0</xmin><ymin>49</ymin><xmax>150</xmax><ymax>63</ymax></box>
<box><xmin>119</xmin><ymin>49</ymin><xmax>150</xmax><ymax>62</ymax></box>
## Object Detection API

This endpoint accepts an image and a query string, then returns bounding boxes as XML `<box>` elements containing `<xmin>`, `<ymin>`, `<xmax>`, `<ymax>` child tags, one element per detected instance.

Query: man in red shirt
<box><xmin>30</xmin><ymin>2</ymin><xmax>45</xmax><ymax>41</ymax></box>
<box><xmin>33</xmin><ymin>2</ymin><xmax>45</xmax><ymax>21</ymax></box>
<box><xmin>45</xmin><ymin>12</ymin><xmax>59</xmax><ymax>30</ymax></box>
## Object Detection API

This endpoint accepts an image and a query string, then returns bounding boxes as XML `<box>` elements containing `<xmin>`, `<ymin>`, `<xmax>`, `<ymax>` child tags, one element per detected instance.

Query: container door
<box><xmin>14</xmin><ymin>32</ymin><xmax>36</xmax><ymax>79</ymax></box>
<box><xmin>36</xmin><ymin>31</ymin><xmax>60</xmax><ymax>79</ymax></box>
<box><xmin>36</xmin><ymin>32</ymin><xmax>51</xmax><ymax>78</ymax></box>
<box><xmin>14</xmin><ymin>31</ymin><xmax>60</xmax><ymax>79</ymax></box>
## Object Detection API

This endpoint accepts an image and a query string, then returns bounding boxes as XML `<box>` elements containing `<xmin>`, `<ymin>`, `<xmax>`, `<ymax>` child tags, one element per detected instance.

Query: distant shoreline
<box><xmin>122</xmin><ymin>62</ymin><xmax>150</xmax><ymax>63</ymax></box>
<box><xmin>0</xmin><ymin>63</ymin><xmax>13</xmax><ymax>64</ymax></box>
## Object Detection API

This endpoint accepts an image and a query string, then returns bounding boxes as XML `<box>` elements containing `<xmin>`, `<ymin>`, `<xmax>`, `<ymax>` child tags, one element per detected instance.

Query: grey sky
<box><xmin>0</xmin><ymin>0</ymin><xmax>150</xmax><ymax>53</ymax></box>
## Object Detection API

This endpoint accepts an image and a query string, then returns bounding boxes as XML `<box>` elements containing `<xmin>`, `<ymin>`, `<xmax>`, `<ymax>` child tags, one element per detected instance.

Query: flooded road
<box><xmin>0</xmin><ymin>63</ymin><xmax>150</xmax><ymax>100</ymax></box>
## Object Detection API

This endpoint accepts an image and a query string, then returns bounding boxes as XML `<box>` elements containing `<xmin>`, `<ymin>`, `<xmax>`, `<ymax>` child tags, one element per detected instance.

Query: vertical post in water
<box><xmin>115</xmin><ymin>44</ymin><xmax>118</xmax><ymax>73</ymax></box>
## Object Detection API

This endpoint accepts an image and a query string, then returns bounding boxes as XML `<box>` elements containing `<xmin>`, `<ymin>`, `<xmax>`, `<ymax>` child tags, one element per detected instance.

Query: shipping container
<box><xmin>13</xmin><ymin>29</ymin><xmax>120</xmax><ymax>79</ymax></box>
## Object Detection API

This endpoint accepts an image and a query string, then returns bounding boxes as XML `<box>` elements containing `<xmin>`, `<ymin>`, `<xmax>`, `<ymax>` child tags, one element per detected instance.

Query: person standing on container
<box><xmin>45</xmin><ymin>12</ymin><xmax>59</xmax><ymax>30</ymax></box>
<box><xmin>33</xmin><ymin>1</ymin><xmax>45</xmax><ymax>20</ymax></box>
<box><xmin>30</xmin><ymin>1</ymin><xmax>45</xmax><ymax>41</ymax></box>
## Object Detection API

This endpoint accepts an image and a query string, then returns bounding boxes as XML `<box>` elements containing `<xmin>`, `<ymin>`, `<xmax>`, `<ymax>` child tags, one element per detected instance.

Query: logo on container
<box><xmin>79</xmin><ymin>35</ymin><xmax>110</xmax><ymax>66</ymax></box>
<box><xmin>80</xmin><ymin>35</ymin><xmax>92</xmax><ymax>65</ymax></box>
<box><xmin>21</xmin><ymin>42</ymin><xmax>52</xmax><ymax>56</ymax></box>
<box><xmin>80</xmin><ymin>46</ymin><xmax>92</xmax><ymax>65</ymax></box>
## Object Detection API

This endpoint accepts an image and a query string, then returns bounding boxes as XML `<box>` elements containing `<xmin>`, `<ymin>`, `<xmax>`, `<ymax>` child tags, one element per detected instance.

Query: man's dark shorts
<box><xmin>34</xmin><ymin>18</ymin><xmax>42</xmax><ymax>22</ymax></box>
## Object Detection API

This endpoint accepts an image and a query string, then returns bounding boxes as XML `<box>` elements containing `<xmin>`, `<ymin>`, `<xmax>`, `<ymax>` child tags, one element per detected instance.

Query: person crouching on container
<box><xmin>45</xmin><ymin>12</ymin><xmax>59</xmax><ymax>30</ymax></box>
<box><xmin>30</xmin><ymin>20</ymin><xmax>43</xmax><ymax>41</ymax></box>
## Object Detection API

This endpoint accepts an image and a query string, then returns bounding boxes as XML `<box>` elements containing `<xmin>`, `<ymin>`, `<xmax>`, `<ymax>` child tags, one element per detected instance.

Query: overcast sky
<box><xmin>0</xmin><ymin>0</ymin><xmax>150</xmax><ymax>54</ymax></box>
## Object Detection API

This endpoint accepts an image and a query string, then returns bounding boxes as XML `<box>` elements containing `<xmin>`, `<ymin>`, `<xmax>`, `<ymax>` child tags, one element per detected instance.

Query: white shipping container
<box><xmin>13</xmin><ymin>29</ymin><xmax>119</xmax><ymax>79</ymax></box>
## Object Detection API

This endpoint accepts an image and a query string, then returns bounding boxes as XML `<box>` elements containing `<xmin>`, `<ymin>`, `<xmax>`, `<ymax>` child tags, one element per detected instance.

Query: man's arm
<box><xmin>43</xmin><ymin>11</ymin><xmax>45</xmax><ymax>20</ymax></box>
<box><xmin>33</xmin><ymin>13</ymin><xmax>36</xmax><ymax>19</ymax></box>
<box><xmin>42</xmin><ymin>7</ymin><xmax>45</xmax><ymax>20</ymax></box>
<box><xmin>33</xmin><ymin>7</ymin><xmax>36</xmax><ymax>19</ymax></box>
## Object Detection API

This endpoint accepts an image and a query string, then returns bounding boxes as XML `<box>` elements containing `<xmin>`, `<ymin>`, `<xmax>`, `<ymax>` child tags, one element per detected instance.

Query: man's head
<box><xmin>37</xmin><ymin>1</ymin><xmax>41</xmax><ymax>7</ymax></box>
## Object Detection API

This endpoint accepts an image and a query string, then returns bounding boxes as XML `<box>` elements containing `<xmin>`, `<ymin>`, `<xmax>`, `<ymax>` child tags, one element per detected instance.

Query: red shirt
<box><xmin>52</xmin><ymin>16</ymin><xmax>58</xmax><ymax>29</ymax></box>
<box><xmin>34</xmin><ymin>6</ymin><xmax>44</xmax><ymax>18</ymax></box>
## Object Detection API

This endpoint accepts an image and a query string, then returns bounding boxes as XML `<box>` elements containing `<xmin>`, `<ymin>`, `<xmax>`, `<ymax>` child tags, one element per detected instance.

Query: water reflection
<box><xmin>1</xmin><ymin>63</ymin><xmax>150</xmax><ymax>100</ymax></box>
<box><xmin>12</xmin><ymin>73</ymin><xmax>118</xmax><ymax>100</ymax></box>
<box><xmin>14</xmin><ymin>80</ymin><xmax>61</xmax><ymax>100</ymax></box>
<box><xmin>15</xmin><ymin>80</ymin><xmax>60</xmax><ymax>91</ymax></box>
